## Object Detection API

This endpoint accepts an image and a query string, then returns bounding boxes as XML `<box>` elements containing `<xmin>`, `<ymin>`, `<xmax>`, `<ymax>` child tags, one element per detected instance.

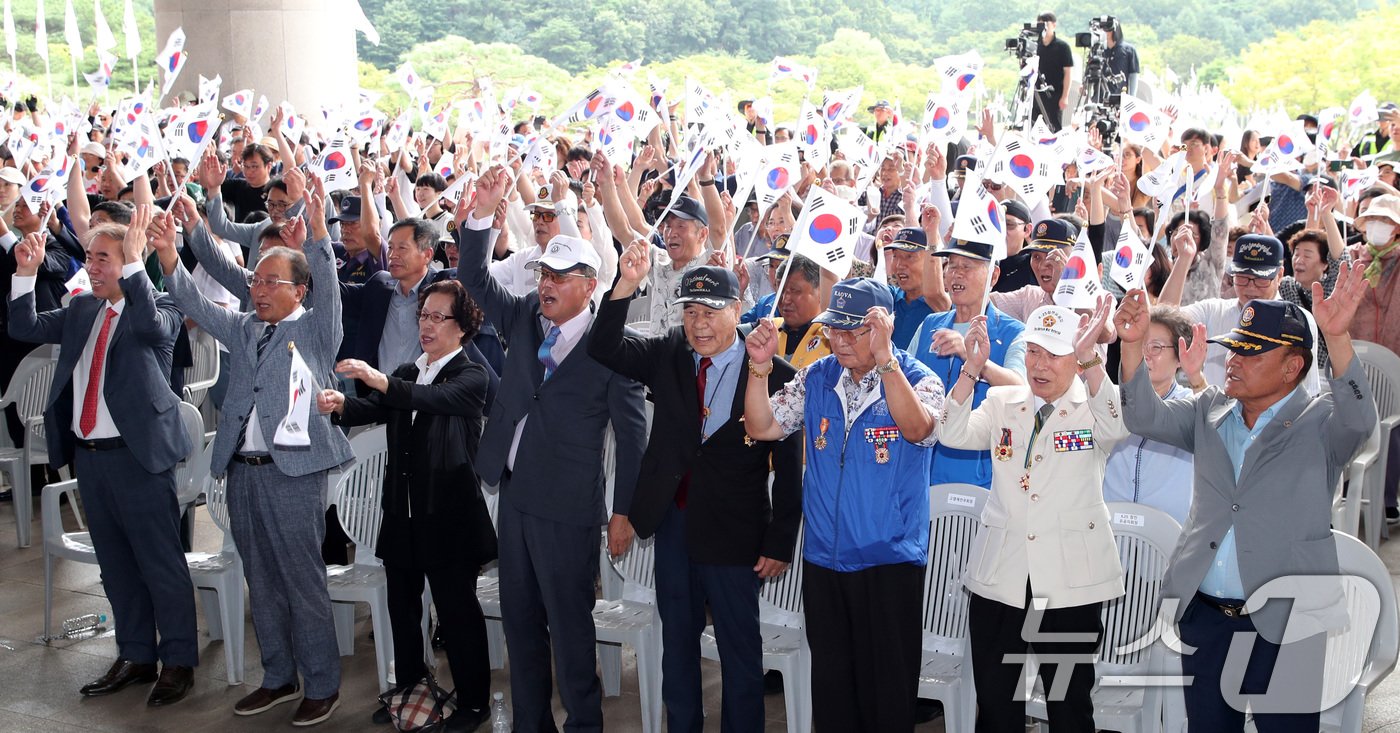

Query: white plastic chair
<box><xmin>1025</xmin><ymin>503</ymin><xmax>1182</xmax><ymax>733</ymax></box>
<box><xmin>40</xmin><ymin>401</ymin><xmax>205</xmax><ymax>641</ymax></box>
<box><xmin>919</xmin><ymin>483</ymin><xmax>987</xmax><ymax>733</ymax></box>
<box><xmin>182</xmin><ymin>327</ymin><xmax>221</xmax><ymax>409</ymax></box>
<box><xmin>326</xmin><ymin>426</ymin><xmax>394</xmax><ymax>693</ymax></box>
<box><xmin>0</xmin><ymin>345</ymin><xmax>59</xmax><ymax>547</ymax></box>
<box><xmin>185</xmin><ymin>449</ymin><xmax>246</xmax><ymax>685</ymax></box>
<box><xmin>1349</xmin><ymin>341</ymin><xmax>1400</xmax><ymax>545</ymax></box>
<box><xmin>1320</xmin><ymin>530</ymin><xmax>1399</xmax><ymax>732</ymax></box>
<box><xmin>593</xmin><ymin>534</ymin><xmax>662</xmax><ymax>733</ymax></box>
<box><xmin>1334</xmin><ymin>418</ymin><xmax>1381</xmax><ymax>545</ymax></box>
<box><xmin>474</xmin><ymin>480</ymin><xmax>506</xmax><ymax>670</ymax></box>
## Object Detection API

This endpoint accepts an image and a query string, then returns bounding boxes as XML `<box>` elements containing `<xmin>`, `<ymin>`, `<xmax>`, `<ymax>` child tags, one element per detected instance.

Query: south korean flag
<box><xmin>787</xmin><ymin>187</ymin><xmax>863</xmax><ymax>277</ymax></box>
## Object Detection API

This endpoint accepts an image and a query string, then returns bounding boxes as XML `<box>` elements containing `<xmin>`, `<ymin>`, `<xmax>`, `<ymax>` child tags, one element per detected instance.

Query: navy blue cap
<box><xmin>867</xmin><ymin>100</ymin><xmax>893</xmax><ymax>112</ymax></box>
<box><xmin>665</xmin><ymin>195</ymin><xmax>709</xmax><ymax>227</ymax></box>
<box><xmin>328</xmin><ymin>195</ymin><xmax>361</xmax><ymax>224</ymax></box>
<box><xmin>1230</xmin><ymin>234</ymin><xmax>1284</xmax><ymax>278</ymax></box>
<box><xmin>1025</xmin><ymin>218</ymin><xmax>1078</xmax><ymax>251</ymax></box>
<box><xmin>883</xmin><ymin>227</ymin><xmax>927</xmax><ymax>252</ymax></box>
<box><xmin>934</xmin><ymin>240</ymin><xmax>996</xmax><ymax>261</ymax></box>
<box><xmin>674</xmin><ymin>266</ymin><xmax>740</xmax><ymax>309</ymax></box>
<box><xmin>814</xmin><ymin>278</ymin><xmax>894</xmax><ymax>329</ymax></box>
<box><xmin>1209</xmin><ymin>299</ymin><xmax>1313</xmax><ymax>355</ymax></box>
<box><xmin>755</xmin><ymin>234</ymin><xmax>792</xmax><ymax>263</ymax></box>
<box><xmin>1002</xmin><ymin>199</ymin><xmax>1031</xmax><ymax>224</ymax></box>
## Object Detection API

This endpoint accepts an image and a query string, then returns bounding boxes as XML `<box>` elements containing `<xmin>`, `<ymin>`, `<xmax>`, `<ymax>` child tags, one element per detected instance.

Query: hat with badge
<box><xmin>664</xmin><ymin>195</ymin><xmax>709</xmax><ymax>227</ymax></box>
<box><xmin>1023</xmin><ymin>305</ymin><xmax>1078</xmax><ymax>356</ymax></box>
<box><xmin>1228</xmin><ymin>234</ymin><xmax>1284</xmax><ymax>279</ymax></box>
<box><xmin>1024</xmin><ymin>218</ymin><xmax>1078</xmax><ymax>252</ymax></box>
<box><xmin>525</xmin><ymin>185</ymin><xmax>579</xmax><ymax>212</ymax></box>
<box><xmin>954</xmin><ymin>154</ymin><xmax>979</xmax><ymax>172</ymax></box>
<box><xmin>814</xmin><ymin>278</ymin><xmax>894</xmax><ymax>330</ymax></box>
<box><xmin>1208</xmin><ymin>299</ymin><xmax>1313</xmax><ymax>355</ymax></box>
<box><xmin>883</xmin><ymin>227</ymin><xmax>928</xmax><ymax>252</ymax></box>
<box><xmin>755</xmin><ymin>234</ymin><xmax>792</xmax><ymax>263</ymax></box>
<box><xmin>526</xmin><ymin>235</ymin><xmax>602</xmax><ymax>273</ymax></box>
<box><xmin>674</xmin><ymin>266</ymin><xmax>740</xmax><ymax>309</ymax></box>
<box><xmin>867</xmin><ymin>100</ymin><xmax>893</xmax><ymax>112</ymax></box>
<box><xmin>328</xmin><ymin>196</ymin><xmax>362</xmax><ymax>224</ymax></box>
<box><xmin>933</xmin><ymin>239</ymin><xmax>996</xmax><ymax>262</ymax></box>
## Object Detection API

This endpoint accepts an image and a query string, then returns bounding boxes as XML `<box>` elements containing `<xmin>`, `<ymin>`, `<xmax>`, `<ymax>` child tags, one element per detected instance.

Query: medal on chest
<box><xmin>864</xmin><ymin>426</ymin><xmax>900</xmax><ymax>464</ymax></box>
<box><xmin>995</xmin><ymin>428</ymin><xmax>1014</xmax><ymax>462</ymax></box>
<box><xmin>814</xmin><ymin>417</ymin><xmax>830</xmax><ymax>450</ymax></box>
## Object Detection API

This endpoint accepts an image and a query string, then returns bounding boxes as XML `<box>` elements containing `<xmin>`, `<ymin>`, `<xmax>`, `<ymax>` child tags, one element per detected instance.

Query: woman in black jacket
<box><xmin>318</xmin><ymin>279</ymin><xmax>497</xmax><ymax>731</ymax></box>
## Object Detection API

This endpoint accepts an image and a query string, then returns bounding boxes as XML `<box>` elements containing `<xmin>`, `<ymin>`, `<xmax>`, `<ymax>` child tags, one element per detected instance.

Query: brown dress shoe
<box><xmin>146</xmin><ymin>665</ymin><xmax>194</xmax><ymax>706</ymax></box>
<box><xmin>291</xmin><ymin>692</ymin><xmax>340</xmax><ymax>727</ymax></box>
<box><xmin>233</xmin><ymin>682</ymin><xmax>301</xmax><ymax>716</ymax></box>
<box><xmin>79</xmin><ymin>659</ymin><xmax>159</xmax><ymax>696</ymax></box>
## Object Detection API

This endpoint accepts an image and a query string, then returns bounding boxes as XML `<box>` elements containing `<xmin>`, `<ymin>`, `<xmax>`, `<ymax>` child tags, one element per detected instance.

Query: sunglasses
<box><xmin>531</xmin><ymin>210</ymin><xmax>557</xmax><ymax>223</ymax></box>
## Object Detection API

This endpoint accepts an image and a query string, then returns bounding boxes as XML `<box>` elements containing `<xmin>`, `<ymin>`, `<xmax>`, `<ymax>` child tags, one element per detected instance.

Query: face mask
<box><xmin>1365</xmin><ymin>221</ymin><xmax>1395</xmax><ymax>246</ymax></box>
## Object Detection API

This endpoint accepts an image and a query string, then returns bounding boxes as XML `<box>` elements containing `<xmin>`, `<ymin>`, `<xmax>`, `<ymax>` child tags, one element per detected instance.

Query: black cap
<box><xmin>867</xmin><ymin>100</ymin><xmax>892</xmax><ymax>112</ymax></box>
<box><xmin>954</xmin><ymin>154</ymin><xmax>978</xmax><ymax>171</ymax></box>
<box><xmin>1025</xmin><ymin>218</ymin><xmax>1078</xmax><ymax>251</ymax></box>
<box><xmin>1297</xmin><ymin>113</ymin><xmax>1319</xmax><ymax>127</ymax></box>
<box><xmin>665</xmin><ymin>195</ymin><xmax>709</xmax><ymax>227</ymax></box>
<box><xmin>884</xmin><ymin>227</ymin><xmax>927</xmax><ymax>252</ymax></box>
<box><xmin>933</xmin><ymin>240</ymin><xmax>995</xmax><ymax>262</ymax></box>
<box><xmin>1208</xmin><ymin>299</ymin><xmax>1313</xmax><ymax>355</ymax></box>
<box><xmin>674</xmin><ymin>266</ymin><xmax>740</xmax><ymax>309</ymax></box>
<box><xmin>328</xmin><ymin>196</ymin><xmax>361</xmax><ymax>224</ymax></box>
<box><xmin>1230</xmin><ymin>234</ymin><xmax>1284</xmax><ymax>278</ymax></box>
<box><xmin>1002</xmin><ymin>199</ymin><xmax>1031</xmax><ymax>225</ymax></box>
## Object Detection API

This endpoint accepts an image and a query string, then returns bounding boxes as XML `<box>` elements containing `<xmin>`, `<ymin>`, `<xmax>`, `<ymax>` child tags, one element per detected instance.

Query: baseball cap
<box><xmin>664</xmin><ymin>195</ymin><xmax>709</xmax><ymax>227</ymax></box>
<box><xmin>954</xmin><ymin>155</ymin><xmax>979</xmax><ymax>172</ymax></box>
<box><xmin>1228</xmin><ymin>234</ymin><xmax>1284</xmax><ymax>278</ymax></box>
<box><xmin>328</xmin><ymin>196</ymin><xmax>361</xmax><ymax>224</ymax></box>
<box><xmin>883</xmin><ymin>227</ymin><xmax>927</xmax><ymax>252</ymax></box>
<box><xmin>1023</xmin><ymin>305</ymin><xmax>1078</xmax><ymax>356</ymax></box>
<box><xmin>867</xmin><ymin>100</ymin><xmax>893</xmax><ymax>112</ymax></box>
<box><xmin>755</xmin><ymin>234</ymin><xmax>792</xmax><ymax>263</ymax></box>
<box><xmin>1024</xmin><ymin>218</ymin><xmax>1079</xmax><ymax>252</ymax></box>
<box><xmin>525</xmin><ymin>235</ymin><xmax>602</xmax><ymax>273</ymax></box>
<box><xmin>933</xmin><ymin>240</ymin><xmax>995</xmax><ymax>262</ymax></box>
<box><xmin>1208</xmin><ymin>299</ymin><xmax>1313</xmax><ymax>355</ymax></box>
<box><xmin>814</xmin><ymin>278</ymin><xmax>894</xmax><ymax>330</ymax></box>
<box><xmin>525</xmin><ymin>185</ymin><xmax>579</xmax><ymax>212</ymax></box>
<box><xmin>673</xmin><ymin>266</ymin><xmax>740</xmax><ymax>309</ymax></box>
<box><xmin>0</xmin><ymin>167</ymin><xmax>25</xmax><ymax>186</ymax></box>
<box><xmin>80</xmin><ymin>141</ymin><xmax>107</xmax><ymax>159</ymax></box>
<box><xmin>1002</xmin><ymin>199</ymin><xmax>1031</xmax><ymax>225</ymax></box>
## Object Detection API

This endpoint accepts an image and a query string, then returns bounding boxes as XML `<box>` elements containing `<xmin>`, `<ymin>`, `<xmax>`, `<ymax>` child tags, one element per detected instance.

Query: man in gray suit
<box><xmin>9</xmin><ymin>212</ymin><xmax>197</xmax><ymax>707</ymax></box>
<box><xmin>458</xmin><ymin>166</ymin><xmax>647</xmax><ymax>732</ymax></box>
<box><xmin>1116</xmin><ymin>266</ymin><xmax>1376</xmax><ymax>733</ymax></box>
<box><xmin>152</xmin><ymin>176</ymin><xmax>354</xmax><ymax>728</ymax></box>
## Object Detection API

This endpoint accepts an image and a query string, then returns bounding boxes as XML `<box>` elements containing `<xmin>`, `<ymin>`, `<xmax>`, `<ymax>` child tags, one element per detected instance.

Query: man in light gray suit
<box><xmin>1116</xmin><ymin>266</ymin><xmax>1377</xmax><ymax>733</ymax></box>
<box><xmin>152</xmin><ymin>176</ymin><xmax>354</xmax><ymax>728</ymax></box>
<box><xmin>458</xmin><ymin>166</ymin><xmax>647</xmax><ymax>732</ymax></box>
<box><xmin>9</xmin><ymin>213</ymin><xmax>197</xmax><ymax>707</ymax></box>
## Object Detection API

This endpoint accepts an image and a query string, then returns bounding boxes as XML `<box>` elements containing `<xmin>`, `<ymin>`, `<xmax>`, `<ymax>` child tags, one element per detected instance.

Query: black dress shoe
<box><xmin>371</xmin><ymin>705</ymin><xmax>392</xmax><ymax>725</ymax></box>
<box><xmin>147</xmin><ymin>665</ymin><xmax>194</xmax><ymax>706</ymax></box>
<box><xmin>445</xmin><ymin>706</ymin><xmax>490</xmax><ymax>732</ymax></box>
<box><xmin>763</xmin><ymin>669</ymin><xmax>784</xmax><ymax>695</ymax></box>
<box><xmin>80</xmin><ymin>658</ymin><xmax>159</xmax><ymax>696</ymax></box>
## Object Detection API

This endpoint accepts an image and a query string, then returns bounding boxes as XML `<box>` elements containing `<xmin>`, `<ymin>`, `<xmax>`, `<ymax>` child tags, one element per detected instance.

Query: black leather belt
<box><xmin>73</xmin><ymin>435</ymin><xmax>126</xmax><ymax>451</ymax></box>
<box><xmin>232</xmin><ymin>453</ymin><xmax>275</xmax><ymax>466</ymax></box>
<box><xmin>1196</xmin><ymin>592</ymin><xmax>1251</xmax><ymax>618</ymax></box>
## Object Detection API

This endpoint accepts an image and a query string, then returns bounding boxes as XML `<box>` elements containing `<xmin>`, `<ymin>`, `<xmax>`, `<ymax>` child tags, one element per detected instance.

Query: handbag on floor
<box><xmin>380</xmin><ymin>671</ymin><xmax>457</xmax><ymax>732</ymax></box>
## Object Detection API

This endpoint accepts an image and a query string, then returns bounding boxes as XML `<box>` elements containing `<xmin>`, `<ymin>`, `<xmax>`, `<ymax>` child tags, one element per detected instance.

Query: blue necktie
<box><xmin>538</xmin><ymin>325</ymin><xmax>561</xmax><ymax>380</ymax></box>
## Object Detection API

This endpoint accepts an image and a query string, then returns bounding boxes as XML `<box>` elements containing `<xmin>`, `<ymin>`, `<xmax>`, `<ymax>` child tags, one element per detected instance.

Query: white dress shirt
<box><xmin>506</xmin><ymin>307</ymin><xmax>592</xmax><ymax>471</ymax></box>
<box><xmin>412</xmin><ymin>346</ymin><xmax>463</xmax><ymax>422</ymax></box>
<box><xmin>241</xmin><ymin>305</ymin><xmax>305</xmax><ymax>454</ymax></box>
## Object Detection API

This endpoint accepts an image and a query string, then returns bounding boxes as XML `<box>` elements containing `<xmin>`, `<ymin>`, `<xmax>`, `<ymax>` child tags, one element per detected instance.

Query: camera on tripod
<box><xmin>1074</xmin><ymin>15</ymin><xmax>1116</xmax><ymax>51</ymax></box>
<box><xmin>1003</xmin><ymin>22</ymin><xmax>1044</xmax><ymax>60</ymax></box>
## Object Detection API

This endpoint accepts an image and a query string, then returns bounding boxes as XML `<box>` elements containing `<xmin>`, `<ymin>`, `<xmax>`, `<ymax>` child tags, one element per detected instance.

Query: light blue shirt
<box><xmin>1200</xmin><ymin>384</ymin><xmax>1305</xmax><ymax>599</ymax></box>
<box><xmin>694</xmin><ymin>336</ymin><xmax>746</xmax><ymax>442</ymax></box>
<box><xmin>377</xmin><ymin>274</ymin><xmax>428</xmax><ymax>372</ymax></box>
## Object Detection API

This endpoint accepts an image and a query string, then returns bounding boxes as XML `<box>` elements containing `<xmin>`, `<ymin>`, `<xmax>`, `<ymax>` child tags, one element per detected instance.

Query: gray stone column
<box><xmin>153</xmin><ymin>0</ymin><xmax>358</xmax><ymax>114</ymax></box>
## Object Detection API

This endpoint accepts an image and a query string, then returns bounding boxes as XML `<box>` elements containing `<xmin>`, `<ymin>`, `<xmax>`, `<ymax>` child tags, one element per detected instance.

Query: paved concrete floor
<box><xmin>1</xmin><ymin>494</ymin><xmax>1399</xmax><ymax>732</ymax></box>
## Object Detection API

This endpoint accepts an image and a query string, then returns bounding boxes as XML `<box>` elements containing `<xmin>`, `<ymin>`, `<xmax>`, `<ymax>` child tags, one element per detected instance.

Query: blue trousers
<box><xmin>653</xmin><ymin>505</ymin><xmax>764</xmax><ymax>733</ymax></box>
<box><xmin>74</xmin><ymin>446</ymin><xmax>197</xmax><ymax>666</ymax></box>
<box><xmin>227</xmin><ymin>462</ymin><xmax>341</xmax><ymax>699</ymax></box>
<box><xmin>1179</xmin><ymin>595</ymin><xmax>1324</xmax><ymax>732</ymax></box>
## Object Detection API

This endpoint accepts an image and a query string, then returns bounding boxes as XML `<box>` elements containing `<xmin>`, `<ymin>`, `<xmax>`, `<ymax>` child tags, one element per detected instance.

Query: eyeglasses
<box><xmin>533</xmin><ymin>269</ymin><xmax>592</xmax><ymax>285</ymax></box>
<box><xmin>87</xmin><ymin>166</ymin><xmax>103</xmax><ymax>174</ymax></box>
<box><xmin>821</xmin><ymin>325</ymin><xmax>872</xmax><ymax>342</ymax></box>
<box><xmin>530</xmin><ymin>210</ymin><xmax>558</xmax><ymax>223</ymax></box>
<box><xmin>1232</xmin><ymin>273</ymin><xmax>1272</xmax><ymax>287</ymax></box>
<box><xmin>265</xmin><ymin>199</ymin><xmax>293</xmax><ymax>212</ymax></box>
<box><xmin>417</xmin><ymin>310</ymin><xmax>453</xmax><ymax>324</ymax></box>
<box><xmin>1144</xmin><ymin>341</ymin><xmax>1176</xmax><ymax>358</ymax></box>
<box><xmin>246</xmin><ymin>274</ymin><xmax>300</xmax><ymax>289</ymax></box>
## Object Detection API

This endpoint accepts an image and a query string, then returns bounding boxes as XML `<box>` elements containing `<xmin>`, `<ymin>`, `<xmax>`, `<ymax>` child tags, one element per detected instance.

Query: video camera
<box><xmin>1073</xmin><ymin>15</ymin><xmax>1125</xmax><ymax>141</ymax></box>
<box><xmin>1074</xmin><ymin>15</ymin><xmax>1117</xmax><ymax>51</ymax></box>
<box><xmin>1003</xmin><ymin>22</ymin><xmax>1044</xmax><ymax>61</ymax></box>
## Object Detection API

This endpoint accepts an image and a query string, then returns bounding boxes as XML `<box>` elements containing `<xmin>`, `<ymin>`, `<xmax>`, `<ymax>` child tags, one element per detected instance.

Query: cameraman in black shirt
<box><xmin>1035</xmin><ymin>11</ymin><xmax>1075</xmax><ymax>132</ymax></box>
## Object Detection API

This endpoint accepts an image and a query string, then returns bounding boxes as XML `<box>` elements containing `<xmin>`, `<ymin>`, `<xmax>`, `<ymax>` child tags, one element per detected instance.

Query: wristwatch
<box><xmin>875</xmin><ymin>358</ymin><xmax>899</xmax><ymax>375</ymax></box>
<box><xmin>1077</xmin><ymin>355</ymin><xmax>1103</xmax><ymax>372</ymax></box>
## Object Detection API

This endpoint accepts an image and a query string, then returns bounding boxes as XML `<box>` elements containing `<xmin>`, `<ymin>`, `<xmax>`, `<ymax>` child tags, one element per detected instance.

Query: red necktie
<box><xmin>80</xmin><ymin>307</ymin><xmax>117</xmax><ymax>437</ymax></box>
<box><xmin>675</xmin><ymin>357</ymin><xmax>712</xmax><ymax>509</ymax></box>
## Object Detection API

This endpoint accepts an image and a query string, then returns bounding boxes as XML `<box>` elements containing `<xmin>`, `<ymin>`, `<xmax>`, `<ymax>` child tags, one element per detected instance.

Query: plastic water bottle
<box><xmin>61</xmin><ymin>613</ymin><xmax>107</xmax><ymax>638</ymax></box>
<box><xmin>490</xmin><ymin>691</ymin><xmax>511</xmax><ymax>732</ymax></box>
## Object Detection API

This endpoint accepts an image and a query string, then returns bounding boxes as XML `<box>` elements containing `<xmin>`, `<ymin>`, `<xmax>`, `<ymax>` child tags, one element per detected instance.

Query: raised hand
<box><xmin>335</xmin><ymin>358</ymin><xmax>389</xmax><ymax>393</ymax></box>
<box><xmin>306</xmin><ymin>174</ymin><xmax>329</xmax><ymax>240</ymax></box>
<box><xmin>1179</xmin><ymin>322</ymin><xmax>1208</xmax><ymax>385</ymax></box>
<box><xmin>473</xmin><ymin>164</ymin><xmax>511</xmax><ymax>219</ymax></box>
<box><xmin>316</xmin><ymin>389</ymin><xmax>345</xmax><ymax>415</ymax></box>
<box><xmin>925</xmin><ymin>142</ymin><xmax>946</xmax><ymax>180</ymax></box>
<box><xmin>550</xmin><ymin>169</ymin><xmax>569</xmax><ymax>203</ymax></box>
<box><xmin>1074</xmin><ymin>293</ymin><xmax>1114</xmax><ymax>361</ymax></box>
<box><xmin>865</xmin><ymin>306</ymin><xmax>896</xmax><ymax>364</ymax></box>
<box><xmin>1170</xmin><ymin>220</ymin><xmax>1197</xmax><ymax>263</ymax></box>
<box><xmin>617</xmin><ymin>239</ymin><xmax>652</xmax><ymax>287</ymax></box>
<box><xmin>1113</xmin><ymin>289</ymin><xmax>1150</xmax><ymax>342</ymax></box>
<box><xmin>1313</xmin><ymin>261</ymin><xmax>1371</xmax><ymax>338</ymax></box>
<box><xmin>12</xmin><ymin>232</ymin><xmax>46</xmax><ymax>276</ymax></box>
<box><xmin>747</xmin><ymin>317</ymin><xmax>780</xmax><ymax>365</ymax></box>
<box><xmin>198</xmin><ymin>147</ymin><xmax>227</xmax><ymax>192</ymax></box>
<box><xmin>123</xmin><ymin>204</ymin><xmax>153</xmax><ymax>264</ymax></box>
<box><xmin>172</xmin><ymin>194</ymin><xmax>201</xmax><ymax>230</ymax></box>
<box><xmin>964</xmin><ymin>316</ymin><xmax>990</xmax><ymax>373</ymax></box>
<box><xmin>1249</xmin><ymin>202</ymin><xmax>1273</xmax><ymax>236</ymax></box>
<box><xmin>281</xmin><ymin>216</ymin><xmax>308</xmax><ymax>251</ymax></box>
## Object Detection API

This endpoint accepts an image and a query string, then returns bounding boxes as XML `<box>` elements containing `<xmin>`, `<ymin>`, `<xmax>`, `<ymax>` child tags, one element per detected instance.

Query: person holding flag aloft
<box><xmin>151</xmin><ymin>175</ymin><xmax>354</xmax><ymax>727</ymax></box>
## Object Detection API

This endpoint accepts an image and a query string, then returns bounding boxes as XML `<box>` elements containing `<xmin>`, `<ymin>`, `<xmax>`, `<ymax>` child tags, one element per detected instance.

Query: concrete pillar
<box><xmin>152</xmin><ymin>0</ymin><xmax>358</xmax><ymax>114</ymax></box>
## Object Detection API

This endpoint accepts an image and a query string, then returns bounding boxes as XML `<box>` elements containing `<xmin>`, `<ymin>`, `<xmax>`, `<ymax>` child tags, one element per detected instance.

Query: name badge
<box><xmin>1052</xmin><ymin>429</ymin><xmax>1094</xmax><ymax>452</ymax></box>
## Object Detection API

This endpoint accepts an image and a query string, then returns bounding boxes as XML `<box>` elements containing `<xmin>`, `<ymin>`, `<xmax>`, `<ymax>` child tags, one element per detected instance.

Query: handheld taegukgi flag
<box><xmin>1118</xmin><ymin>94</ymin><xmax>1170</xmax><ymax>148</ymax></box>
<box><xmin>787</xmin><ymin>187</ymin><xmax>863</xmax><ymax>277</ymax></box>
<box><xmin>63</xmin><ymin>0</ymin><xmax>81</xmax><ymax>61</ymax></box>
<box><xmin>934</xmin><ymin>50</ymin><xmax>983</xmax><ymax>97</ymax></box>
<box><xmin>1108</xmin><ymin>217</ymin><xmax>1151</xmax><ymax>291</ymax></box>
<box><xmin>769</xmin><ymin>56</ymin><xmax>817</xmax><ymax>87</ymax></box>
<box><xmin>1052</xmin><ymin>227</ymin><xmax>1102</xmax><ymax>309</ymax></box>
<box><xmin>795</xmin><ymin>101</ymin><xmax>832</xmax><ymax>170</ymax></box>
<box><xmin>221</xmin><ymin>88</ymin><xmax>254</xmax><ymax>119</ymax></box>
<box><xmin>162</xmin><ymin>100</ymin><xmax>218</xmax><ymax>163</ymax></box>
<box><xmin>274</xmin><ymin>341</ymin><xmax>317</xmax><ymax>450</ymax></box>
<box><xmin>921</xmin><ymin>92</ymin><xmax>967</xmax><ymax>146</ymax></box>
<box><xmin>116</xmin><ymin>110</ymin><xmax>165</xmax><ymax>181</ymax></box>
<box><xmin>949</xmin><ymin>175</ymin><xmax>1006</xmax><ymax>258</ymax></box>
<box><xmin>752</xmin><ymin>141</ymin><xmax>800</xmax><ymax>220</ymax></box>
<box><xmin>156</xmin><ymin>27</ymin><xmax>186</xmax><ymax>96</ymax></box>
<box><xmin>311</xmin><ymin>132</ymin><xmax>358</xmax><ymax>193</ymax></box>
<box><xmin>94</xmin><ymin>0</ymin><xmax>117</xmax><ymax>53</ymax></box>
<box><xmin>23</xmin><ymin>153</ymin><xmax>73</xmax><ymax>213</ymax></box>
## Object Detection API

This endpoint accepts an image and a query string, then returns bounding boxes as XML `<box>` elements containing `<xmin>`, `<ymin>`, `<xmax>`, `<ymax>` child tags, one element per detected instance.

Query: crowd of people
<box><xmin>3</xmin><ymin>16</ymin><xmax>1398</xmax><ymax>732</ymax></box>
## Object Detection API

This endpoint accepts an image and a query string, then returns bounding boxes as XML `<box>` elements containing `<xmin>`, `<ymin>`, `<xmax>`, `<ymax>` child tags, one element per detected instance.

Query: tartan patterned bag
<box><xmin>380</xmin><ymin>672</ymin><xmax>457</xmax><ymax>732</ymax></box>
